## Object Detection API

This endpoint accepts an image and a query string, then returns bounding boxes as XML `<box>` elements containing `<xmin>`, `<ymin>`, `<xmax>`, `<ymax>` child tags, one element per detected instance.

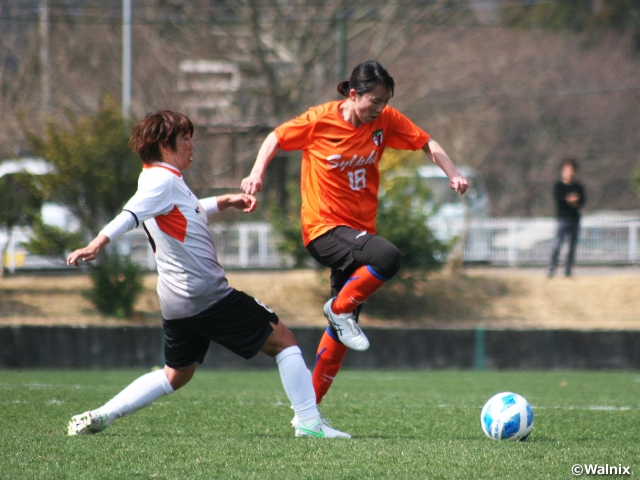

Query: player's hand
<box><xmin>240</xmin><ymin>175</ymin><xmax>263</xmax><ymax>195</ymax></box>
<box><xmin>67</xmin><ymin>234</ymin><xmax>109</xmax><ymax>266</ymax></box>
<box><xmin>227</xmin><ymin>194</ymin><xmax>258</xmax><ymax>213</ymax></box>
<box><xmin>450</xmin><ymin>175</ymin><xmax>470</xmax><ymax>195</ymax></box>
<box><xmin>67</xmin><ymin>245</ymin><xmax>99</xmax><ymax>266</ymax></box>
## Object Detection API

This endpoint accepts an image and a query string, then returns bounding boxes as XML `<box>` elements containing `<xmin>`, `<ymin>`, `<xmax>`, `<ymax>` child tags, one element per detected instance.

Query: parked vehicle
<box><xmin>417</xmin><ymin>165</ymin><xmax>489</xmax><ymax>223</ymax></box>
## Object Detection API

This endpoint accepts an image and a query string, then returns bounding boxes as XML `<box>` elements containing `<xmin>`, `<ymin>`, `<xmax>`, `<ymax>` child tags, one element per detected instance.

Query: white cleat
<box><xmin>323</xmin><ymin>298</ymin><xmax>370</xmax><ymax>351</ymax></box>
<box><xmin>294</xmin><ymin>417</ymin><xmax>351</xmax><ymax>439</ymax></box>
<box><xmin>68</xmin><ymin>411</ymin><xmax>106</xmax><ymax>436</ymax></box>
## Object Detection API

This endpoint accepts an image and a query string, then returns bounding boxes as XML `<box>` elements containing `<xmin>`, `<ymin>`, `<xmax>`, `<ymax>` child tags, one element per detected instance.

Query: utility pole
<box><xmin>122</xmin><ymin>0</ymin><xmax>132</xmax><ymax>117</ymax></box>
<box><xmin>39</xmin><ymin>0</ymin><xmax>50</xmax><ymax>114</ymax></box>
<box><xmin>336</xmin><ymin>9</ymin><xmax>347</xmax><ymax>83</ymax></box>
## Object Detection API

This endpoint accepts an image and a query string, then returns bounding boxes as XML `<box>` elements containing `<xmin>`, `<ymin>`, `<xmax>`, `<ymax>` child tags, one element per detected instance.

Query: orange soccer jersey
<box><xmin>274</xmin><ymin>100</ymin><xmax>430</xmax><ymax>246</ymax></box>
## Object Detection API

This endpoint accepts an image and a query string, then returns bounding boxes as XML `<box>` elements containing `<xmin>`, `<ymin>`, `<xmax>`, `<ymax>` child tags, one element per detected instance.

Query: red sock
<box><xmin>312</xmin><ymin>329</ymin><xmax>348</xmax><ymax>404</ymax></box>
<box><xmin>332</xmin><ymin>265</ymin><xmax>386</xmax><ymax>314</ymax></box>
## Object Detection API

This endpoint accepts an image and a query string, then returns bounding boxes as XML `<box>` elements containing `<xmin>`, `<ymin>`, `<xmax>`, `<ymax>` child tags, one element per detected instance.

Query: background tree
<box><xmin>1</xmin><ymin>0</ymin><xmax>640</xmax><ymax>218</ymax></box>
<box><xmin>26</xmin><ymin>95</ymin><xmax>140</xmax><ymax>237</ymax></box>
<box><xmin>377</xmin><ymin>149</ymin><xmax>449</xmax><ymax>273</ymax></box>
<box><xmin>24</xmin><ymin>95</ymin><xmax>143</xmax><ymax>319</ymax></box>
<box><xmin>22</xmin><ymin>221</ymin><xmax>85</xmax><ymax>259</ymax></box>
<box><xmin>0</xmin><ymin>172</ymin><xmax>42</xmax><ymax>277</ymax></box>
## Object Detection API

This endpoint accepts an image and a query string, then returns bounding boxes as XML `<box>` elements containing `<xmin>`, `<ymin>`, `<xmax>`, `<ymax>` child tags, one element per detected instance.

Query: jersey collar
<box><xmin>143</xmin><ymin>162</ymin><xmax>182</xmax><ymax>177</ymax></box>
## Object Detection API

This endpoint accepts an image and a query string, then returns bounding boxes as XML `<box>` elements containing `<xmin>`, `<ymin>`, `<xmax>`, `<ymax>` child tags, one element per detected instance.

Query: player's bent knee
<box><xmin>261</xmin><ymin>322</ymin><xmax>297</xmax><ymax>357</ymax></box>
<box><xmin>362</xmin><ymin>236</ymin><xmax>402</xmax><ymax>279</ymax></box>
<box><xmin>164</xmin><ymin>364</ymin><xmax>196</xmax><ymax>390</ymax></box>
<box><xmin>385</xmin><ymin>245</ymin><xmax>402</xmax><ymax>277</ymax></box>
<box><xmin>373</xmin><ymin>243</ymin><xmax>402</xmax><ymax>279</ymax></box>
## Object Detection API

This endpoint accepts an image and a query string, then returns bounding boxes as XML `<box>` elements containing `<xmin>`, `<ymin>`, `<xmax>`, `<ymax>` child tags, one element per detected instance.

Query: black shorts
<box><xmin>163</xmin><ymin>289</ymin><xmax>278</xmax><ymax>369</ymax></box>
<box><xmin>306</xmin><ymin>226</ymin><xmax>401</xmax><ymax>296</ymax></box>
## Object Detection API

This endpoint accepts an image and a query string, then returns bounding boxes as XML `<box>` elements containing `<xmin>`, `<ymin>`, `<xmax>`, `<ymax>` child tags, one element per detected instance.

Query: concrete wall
<box><xmin>1</xmin><ymin>326</ymin><xmax>639</xmax><ymax>370</ymax></box>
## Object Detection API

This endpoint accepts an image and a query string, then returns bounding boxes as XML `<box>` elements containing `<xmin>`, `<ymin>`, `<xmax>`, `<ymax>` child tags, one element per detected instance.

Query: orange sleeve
<box><xmin>384</xmin><ymin>107</ymin><xmax>430</xmax><ymax>151</ymax></box>
<box><xmin>274</xmin><ymin>104</ymin><xmax>326</xmax><ymax>151</ymax></box>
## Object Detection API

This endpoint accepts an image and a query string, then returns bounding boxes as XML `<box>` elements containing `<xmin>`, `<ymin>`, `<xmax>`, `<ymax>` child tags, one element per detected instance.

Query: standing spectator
<box><xmin>548</xmin><ymin>158</ymin><xmax>585</xmax><ymax>278</ymax></box>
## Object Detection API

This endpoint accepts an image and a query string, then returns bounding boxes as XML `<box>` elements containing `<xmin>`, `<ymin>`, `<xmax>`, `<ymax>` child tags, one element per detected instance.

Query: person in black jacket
<box><xmin>548</xmin><ymin>158</ymin><xmax>585</xmax><ymax>277</ymax></box>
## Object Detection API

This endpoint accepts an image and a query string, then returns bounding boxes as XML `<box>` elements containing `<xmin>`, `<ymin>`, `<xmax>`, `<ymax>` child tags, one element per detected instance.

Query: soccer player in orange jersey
<box><xmin>241</xmin><ymin>61</ymin><xmax>469</xmax><ymax>408</ymax></box>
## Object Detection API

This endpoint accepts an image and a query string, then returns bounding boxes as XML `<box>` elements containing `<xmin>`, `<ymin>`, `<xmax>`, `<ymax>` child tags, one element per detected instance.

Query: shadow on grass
<box><xmin>0</xmin><ymin>298</ymin><xmax>44</xmax><ymax>317</ymax></box>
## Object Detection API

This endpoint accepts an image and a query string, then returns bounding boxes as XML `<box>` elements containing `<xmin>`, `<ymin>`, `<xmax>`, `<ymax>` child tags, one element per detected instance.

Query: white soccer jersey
<box><xmin>100</xmin><ymin>162</ymin><xmax>232</xmax><ymax>319</ymax></box>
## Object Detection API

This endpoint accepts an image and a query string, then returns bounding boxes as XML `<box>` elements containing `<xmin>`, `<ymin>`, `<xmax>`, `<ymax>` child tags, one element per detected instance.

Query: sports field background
<box><xmin>1</xmin><ymin>369</ymin><xmax>638</xmax><ymax>479</ymax></box>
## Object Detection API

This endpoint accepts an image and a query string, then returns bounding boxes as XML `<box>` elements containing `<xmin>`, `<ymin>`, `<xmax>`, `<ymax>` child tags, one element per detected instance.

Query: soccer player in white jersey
<box><xmin>66</xmin><ymin>110</ymin><xmax>350</xmax><ymax>439</ymax></box>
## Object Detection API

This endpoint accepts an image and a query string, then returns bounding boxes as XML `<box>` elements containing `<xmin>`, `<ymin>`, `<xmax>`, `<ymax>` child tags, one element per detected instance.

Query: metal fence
<box><xmin>431</xmin><ymin>216</ymin><xmax>640</xmax><ymax>266</ymax></box>
<box><xmin>3</xmin><ymin>216</ymin><xmax>640</xmax><ymax>272</ymax></box>
<box><xmin>0</xmin><ymin>222</ymin><xmax>284</xmax><ymax>272</ymax></box>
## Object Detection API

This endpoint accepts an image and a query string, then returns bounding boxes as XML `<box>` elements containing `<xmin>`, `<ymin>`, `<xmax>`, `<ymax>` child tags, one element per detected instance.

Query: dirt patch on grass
<box><xmin>1</xmin><ymin>268</ymin><xmax>639</xmax><ymax>330</ymax></box>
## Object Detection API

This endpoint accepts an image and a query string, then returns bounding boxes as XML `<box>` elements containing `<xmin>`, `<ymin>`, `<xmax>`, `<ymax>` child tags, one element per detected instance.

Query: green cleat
<box><xmin>295</xmin><ymin>417</ymin><xmax>351</xmax><ymax>439</ymax></box>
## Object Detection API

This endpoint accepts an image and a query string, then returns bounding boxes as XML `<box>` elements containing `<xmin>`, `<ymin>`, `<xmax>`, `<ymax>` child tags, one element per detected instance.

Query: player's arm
<box><xmin>68</xmin><ymin>172</ymin><xmax>173</xmax><ymax>266</ymax></box>
<box><xmin>200</xmin><ymin>194</ymin><xmax>257</xmax><ymax>215</ymax></box>
<box><xmin>67</xmin><ymin>234</ymin><xmax>110</xmax><ymax>266</ymax></box>
<box><xmin>241</xmin><ymin>131</ymin><xmax>280</xmax><ymax>195</ymax></box>
<box><xmin>66</xmin><ymin>210</ymin><xmax>138</xmax><ymax>266</ymax></box>
<box><xmin>422</xmin><ymin>138</ymin><xmax>469</xmax><ymax>195</ymax></box>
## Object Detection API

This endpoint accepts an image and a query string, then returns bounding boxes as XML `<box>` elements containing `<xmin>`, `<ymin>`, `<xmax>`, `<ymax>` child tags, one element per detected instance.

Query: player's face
<box><xmin>164</xmin><ymin>132</ymin><xmax>194</xmax><ymax>171</ymax></box>
<box><xmin>352</xmin><ymin>84</ymin><xmax>392</xmax><ymax>124</ymax></box>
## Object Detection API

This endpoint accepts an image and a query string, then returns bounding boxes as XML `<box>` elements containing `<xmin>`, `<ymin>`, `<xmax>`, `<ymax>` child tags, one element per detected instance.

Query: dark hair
<box><xmin>129</xmin><ymin>110</ymin><xmax>194</xmax><ymax>164</ymax></box>
<box><xmin>561</xmin><ymin>157</ymin><xmax>578</xmax><ymax>171</ymax></box>
<box><xmin>337</xmin><ymin>61</ymin><xmax>395</xmax><ymax>98</ymax></box>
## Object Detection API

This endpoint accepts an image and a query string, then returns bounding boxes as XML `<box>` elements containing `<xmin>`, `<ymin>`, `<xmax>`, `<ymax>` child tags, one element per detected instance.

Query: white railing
<box><xmin>95</xmin><ymin>223</ymin><xmax>284</xmax><ymax>270</ymax></box>
<box><xmin>0</xmin><ymin>222</ymin><xmax>284</xmax><ymax>272</ymax></box>
<box><xmin>3</xmin><ymin>216</ymin><xmax>640</xmax><ymax>272</ymax></box>
<box><xmin>430</xmin><ymin>216</ymin><xmax>640</xmax><ymax>266</ymax></box>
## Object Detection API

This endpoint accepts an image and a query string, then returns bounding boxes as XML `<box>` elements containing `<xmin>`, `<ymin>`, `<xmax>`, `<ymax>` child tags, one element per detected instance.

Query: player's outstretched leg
<box><xmin>67</xmin><ymin>369</ymin><xmax>174</xmax><ymax>435</ymax></box>
<box><xmin>275</xmin><ymin>345</ymin><xmax>350</xmax><ymax>439</ymax></box>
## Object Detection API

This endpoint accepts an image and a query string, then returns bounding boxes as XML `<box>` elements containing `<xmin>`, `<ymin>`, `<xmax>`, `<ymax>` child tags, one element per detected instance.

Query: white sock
<box><xmin>275</xmin><ymin>346</ymin><xmax>320</xmax><ymax>424</ymax></box>
<box><xmin>96</xmin><ymin>369</ymin><xmax>174</xmax><ymax>426</ymax></box>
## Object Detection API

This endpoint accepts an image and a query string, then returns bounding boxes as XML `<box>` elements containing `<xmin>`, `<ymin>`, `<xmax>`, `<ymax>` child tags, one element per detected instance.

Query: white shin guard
<box><xmin>275</xmin><ymin>346</ymin><xmax>320</xmax><ymax>423</ymax></box>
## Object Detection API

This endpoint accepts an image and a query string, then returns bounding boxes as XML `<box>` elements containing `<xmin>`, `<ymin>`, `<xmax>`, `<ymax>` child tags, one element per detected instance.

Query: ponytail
<box><xmin>336</xmin><ymin>80</ymin><xmax>350</xmax><ymax>97</ymax></box>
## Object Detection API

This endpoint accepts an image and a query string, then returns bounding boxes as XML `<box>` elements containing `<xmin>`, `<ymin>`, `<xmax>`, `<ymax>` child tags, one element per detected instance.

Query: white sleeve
<box><xmin>99</xmin><ymin>211</ymin><xmax>138</xmax><ymax>240</ymax></box>
<box><xmin>121</xmin><ymin>170</ymin><xmax>175</xmax><ymax>223</ymax></box>
<box><xmin>199</xmin><ymin>196</ymin><xmax>220</xmax><ymax>216</ymax></box>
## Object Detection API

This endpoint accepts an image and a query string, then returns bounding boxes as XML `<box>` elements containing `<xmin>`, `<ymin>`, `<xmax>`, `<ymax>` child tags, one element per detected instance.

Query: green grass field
<box><xmin>1</xmin><ymin>369</ymin><xmax>638</xmax><ymax>479</ymax></box>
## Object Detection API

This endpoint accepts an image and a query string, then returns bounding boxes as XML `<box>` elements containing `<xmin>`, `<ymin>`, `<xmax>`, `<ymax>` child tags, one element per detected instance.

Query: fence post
<box><xmin>259</xmin><ymin>224</ymin><xmax>268</xmax><ymax>267</ymax></box>
<box><xmin>239</xmin><ymin>225</ymin><xmax>249</xmax><ymax>268</ymax></box>
<box><xmin>630</xmin><ymin>222</ymin><xmax>638</xmax><ymax>264</ymax></box>
<box><xmin>474</xmin><ymin>326</ymin><xmax>486</xmax><ymax>370</ymax></box>
<box><xmin>508</xmin><ymin>222</ymin><xmax>518</xmax><ymax>266</ymax></box>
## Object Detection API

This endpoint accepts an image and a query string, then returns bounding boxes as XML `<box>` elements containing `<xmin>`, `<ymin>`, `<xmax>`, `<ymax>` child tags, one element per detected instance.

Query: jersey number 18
<box><xmin>348</xmin><ymin>169</ymin><xmax>366</xmax><ymax>191</ymax></box>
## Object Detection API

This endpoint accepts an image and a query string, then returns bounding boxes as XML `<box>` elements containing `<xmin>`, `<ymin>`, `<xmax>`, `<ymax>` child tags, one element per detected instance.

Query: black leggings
<box><xmin>306</xmin><ymin>226</ymin><xmax>402</xmax><ymax>297</ymax></box>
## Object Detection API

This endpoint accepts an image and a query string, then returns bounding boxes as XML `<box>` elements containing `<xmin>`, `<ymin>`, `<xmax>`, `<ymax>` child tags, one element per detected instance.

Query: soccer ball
<box><xmin>480</xmin><ymin>392</ymin><xmax>534</xmax><ymax>441</ymax></box>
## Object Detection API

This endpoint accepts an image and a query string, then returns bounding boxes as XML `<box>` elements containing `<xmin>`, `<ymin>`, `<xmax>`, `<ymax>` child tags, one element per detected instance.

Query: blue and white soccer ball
<box><xmin>480</xmin><ymin>392</ymin><xmax>534</xmax><ymax>441</ymax></box>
